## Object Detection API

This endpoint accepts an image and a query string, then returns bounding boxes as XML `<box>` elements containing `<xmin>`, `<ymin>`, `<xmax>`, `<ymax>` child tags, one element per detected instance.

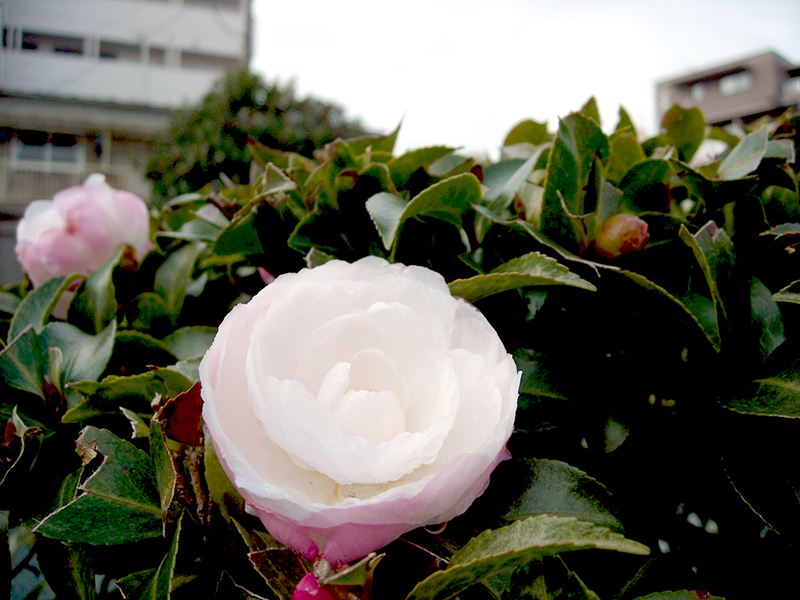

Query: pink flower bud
<box><xmin>291</xmin><ymin>573</ymin><xmax>337</xmax><ymax>600</ymax></box>
<box><xmin>15</xmin><ymin>174</ymin><xmax>153</xmax><ymax>287</ymax></box>
<box><xmin>593</xmin><ymin>214</ymin><xmax>650</xmax><ymax>259</ymax></box>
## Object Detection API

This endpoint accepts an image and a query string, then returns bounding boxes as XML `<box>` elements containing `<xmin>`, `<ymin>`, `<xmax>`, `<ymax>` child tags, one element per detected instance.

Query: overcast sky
<box><xmin>251</xmin><ymin>0</ymin><xmax>800</xmax><ymax>157</ymax></box>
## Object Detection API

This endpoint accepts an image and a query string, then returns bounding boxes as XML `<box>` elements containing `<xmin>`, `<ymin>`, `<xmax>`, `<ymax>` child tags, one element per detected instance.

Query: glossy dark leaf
<box><xmin>35</xmin><ymin>427</ymin><xmax>162</xmax><ymax>544</ymax></box>
<box><xmin>504</xmin><ymin>120</ymin><xmax>550</xmax><ymax>147</ymax></box>
<box><xmin>506</xmin><ymin>556</ymin><xmax>600</xmax><ymax>600</ymax></box>
<box><xmin>0</xmin><ymin>326</ymin><xmax>47</xmax><ymax>399</ymax></box>
<box><xmin>722</xmin><ymin>355</ymin><xmax>800</xmax><ymax>417</ymax></box>
<box><xmin>407</xmin><ymin>516</ymin><xmax>648</xmax><ymax>600</ymax></box>
<box><xmin>68</xmin><ymin>248</ymin><xmax>122</xmax><ymax>335</ymax></box>
<box><xmin>154</xmin><ymin>242</ymin><xmax>206</xmax><ymax>322</ymax></box>
<box><xmin>149</xmin><ymin>418</ymin><xmax>176</xmax><ymax>524</ymax></box>
<box><xmin>115</xmin><ymin>514</ymin><xmax>183</xmax><ymax>600</ymax></box>
<box><xmin>0</xmin><ymin>409</ymin><xmax>44</xmax><ymax>510</ymax></box>
<box><xmin>448</xmin><ymin>252</ymin><xmax>596</xmax><ymax>302</ymax></box>
<box><xmin>717</xmin><ymin>126</ymin><xmax>768</xmax><ymax>180</ymax></box>
<box><xmin>162</xmin><ymin>326</ymin><xmax>216</xmax><ymax>361</ymax></box>
<box><xmin>662</xmin><ymin>105</ymin><xmax>705</xmax><ymax>162</ymax></box>
<box><xmin>9</xmin><ymin>275</ymin><xmax>81</xmax><ymax>340</ymax></box>
<box><xmin>504</xmin><ymin>459</ymin><xmax>625</xmax><ymax>534</ymax></box>
<box><xmin>40</xmin><ymin>321</ymin><xmax>116</xmax><ymax>387</ymax></box>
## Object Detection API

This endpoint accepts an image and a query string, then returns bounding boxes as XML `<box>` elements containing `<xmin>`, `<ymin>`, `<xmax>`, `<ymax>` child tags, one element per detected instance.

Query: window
<box><xmin>719</xmin><ymin>71</ymin><xmax>752</xmax><ymax>96</ymax></box>
<box><xmin>16</xmin><ymin>130</ymin><xmax>47</xmax><ymax>161</ymax></box>
<box><xmin>99</xmin><ymin>40</ymin><xmax>140</xmax><ymax>62</ymax></box>
<box><xmin>783</xmin><ymin>77</ymin><xmax>800</xmax><ymax>98</ymax></box>
<box><xmin>21</xmin><ymin>32</ymin><xmax>84</xmax><ymax>55</ymax></box>
<box><xmin>690</xmin><ymin>82</ymin><xmax>707</xmax><ymax>104</ymax></box>
<box><xmin>13</xmin><ymin>131</ymin><xmax>83</xmax><ymax>171</ymax></box>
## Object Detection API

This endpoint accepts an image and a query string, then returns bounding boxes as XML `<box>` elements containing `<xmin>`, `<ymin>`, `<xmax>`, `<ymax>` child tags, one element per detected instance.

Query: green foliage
<box><xmin>146</xmin><ymin>68</ymin><xmax>369</xmax><ymax>202</ymax></box>
<box><xmin>3</xmin><ymin>99</ymin><xmax>800</xmax><ymax>599</ymax></box>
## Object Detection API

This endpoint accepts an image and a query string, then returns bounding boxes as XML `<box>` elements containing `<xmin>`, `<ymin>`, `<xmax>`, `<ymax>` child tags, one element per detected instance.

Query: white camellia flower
<box><xmin>200</xmin><ymin>257</ymin><xmax>520</xmax><ymax>564</ymax></box>
<box><xmin>15</xmin><ymin>174</ymin><xmax>152</xmax><ymax>287</ymax></box>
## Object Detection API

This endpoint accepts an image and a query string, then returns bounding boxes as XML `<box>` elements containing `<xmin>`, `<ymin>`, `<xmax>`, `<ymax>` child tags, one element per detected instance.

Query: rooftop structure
<box><xmin>656</xmin><ymin>51</ymin><xmax>800</xmax><ymax>128</ymax></box>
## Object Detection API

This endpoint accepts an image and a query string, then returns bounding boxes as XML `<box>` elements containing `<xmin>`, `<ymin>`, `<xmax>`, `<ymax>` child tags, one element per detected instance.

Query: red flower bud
<box><xmin>593</xmin><ymin>214</ymin><xmax>650</xmax><ymax>259</ymax></box>
<box><xmin>291</xmin><ymin>573</ymin><xmax>337</xmax><ymax>600</ymax></box>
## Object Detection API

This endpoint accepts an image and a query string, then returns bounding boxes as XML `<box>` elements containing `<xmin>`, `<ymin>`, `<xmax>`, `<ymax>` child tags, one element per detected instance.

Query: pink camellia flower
<box><xmin>15</xmin><ymin>174</ymin><xmax>153</xmax><ymax>287</ymax></box>
<box><xmin>200</xmin><ymin>257</ymin><xmax>519</xmax><ymax>565</ymax></box>
<box><xmin>593</xmin><ymin>213</ymin><xmax>650</xmax><ymax>259</ymax></box>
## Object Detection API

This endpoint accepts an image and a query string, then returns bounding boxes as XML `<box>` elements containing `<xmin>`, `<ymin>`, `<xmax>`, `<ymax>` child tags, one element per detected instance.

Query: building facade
<box><xmin>656</xmin><ymin>51</ymin><xmax>800</xmax><ymax>128</ymax></box>
<box><xmin>0</xmin><ymin>0</ymin><xmax>251</xmax><ymax>283</ymax></box>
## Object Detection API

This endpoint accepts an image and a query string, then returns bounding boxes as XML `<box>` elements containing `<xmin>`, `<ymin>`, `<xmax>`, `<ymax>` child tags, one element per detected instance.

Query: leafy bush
<box><xmin>146</xmin><ymin>68</ymin><xmax>369</xmax><ymax>202</ymax></box>
<box><xmin>2</xmin><ymin>98</ymin><xmax>800</xmax><ymax>599</ymax></box>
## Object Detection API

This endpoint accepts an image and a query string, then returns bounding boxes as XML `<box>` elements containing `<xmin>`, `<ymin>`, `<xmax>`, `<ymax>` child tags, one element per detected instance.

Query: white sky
<box><xmin>251</xmin><ymin>0</ymin><xmax>800</xmax><ymax>157</ymax></box>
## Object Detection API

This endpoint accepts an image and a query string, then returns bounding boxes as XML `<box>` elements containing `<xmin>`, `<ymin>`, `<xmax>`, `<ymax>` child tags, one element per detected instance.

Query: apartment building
<box><xmin>0</xmin><ymin>0</ymin><xmax>251</xmax><ymax>283</ymax></box>
<box><xmin>656</xmin><ymin>51</ymin><xmax>800</xmax><ymax>127</ymax></box>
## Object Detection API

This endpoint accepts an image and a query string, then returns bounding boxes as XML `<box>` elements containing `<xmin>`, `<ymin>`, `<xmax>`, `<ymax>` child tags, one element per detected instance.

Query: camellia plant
<box><xmin>2</xmin><ymin>98</ymin><xmax>800</xmax><ymax>600</ymax></box>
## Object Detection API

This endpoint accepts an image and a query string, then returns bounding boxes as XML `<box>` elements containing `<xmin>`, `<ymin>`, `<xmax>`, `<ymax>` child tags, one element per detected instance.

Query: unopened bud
<box><xmin>291</xmin><ymin>573</ymin><xmax>337</xmax><ymax>600</ymax></box>
<box><xmin>593</xmin><ymin>214</ymin><xmax>650</xmax><ymax>259</ymax></box>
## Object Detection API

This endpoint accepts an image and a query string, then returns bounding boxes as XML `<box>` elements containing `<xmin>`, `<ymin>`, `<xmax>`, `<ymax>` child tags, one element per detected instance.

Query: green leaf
<box><xmin>722</xmin><ymin>355</ymin><xmax>800</xmax><ymax>417</ymax></box>
<box><xmin>63</xmin><ymin>369</ymin><xmax>189</xmax><ymax>423</ymax></box>
<box><xmin>761</xmin><ymin>223</ymin><xmax>800</xmax><ymax>239</ymax></box>
<box><xmin>0</xmin><ymin>291</ymin><xmax>21</xmax><ymax>315</ymax></box>
<box><xmin>68</xmin><ymin>249</ymin><xmax>122</xmax><ymax>335</ymax></box>
<box><xmin>115</xmin><ymin>514</ymin><xmax>183</xmax><ymax>600</ymax></box>
<box><xmin>428</xmin><ymin>153</ymin><xmax>474</xmax><ymax>178</ymax></box>
<box><xmin>212</xmin><ymin>196</ymin><xmax>265</xmax><ymax>256</ymax></box>
<box><xmin>514</xmin><ymin>348</ymin><xmax>569</xmax><ymax>401</ymax></box>
<box><xmin>506</xmin><ymin>556</ymin><xmax>600</xmax><ymax>600</ymax></box>
<box><xmin>121</xmin><ymin>407</ymin><xmax>151</xmax><ymax>439</ymax></box>
<box><xmin>125</xmin><ymin>293</ymin><xmax>172</xmax><ymax>333</ymax></box>
<box><xmin>40</xmin><ymin>321</ymin><xmax>116</xmax><ymax>386</ymax></box>
<box><xmin>204</xmin><ymin>435</ymin><xmax>245</xmax><ymax>522</ymax></box>
<box><xmin>765</xmin><ymin>138</ymin><xmax>796</xmax><ymax>162</ymax></box>
<box><xmin>249</xmin><ymin>548</ymin><xmax>312</xmax><ymax>600</ymax></box>
<box><xmin>504</xmin><ymin>120</ymin><xmax>550</xmax><ymax>147</ymax></box>
<box><xmin>580</xmin><ymin>97</ymin><xmax>601</xmax><ymax>125</ymax></box>
<box><xmin>749</xmin><ymin>278</ymin><xmax>785</xmax><ymax>362</ymax></box>
<box><xmin>615</xmin><ymin>106</ymin><xmax>635</xmax><ymax>133</ymax></box>
<box><xmin>347</xmin><ymin>120</ymin><xmax>401</xmax><ymax>155</ymax></box>
<box><xmin>717</xmin><ymin>126</ymin><xmax>769</xmax><ymax>180</ymax></box>
<box><xmin>505</xmin><ymin>459</ymin><xmax>625</xmax><ymax>534</ymax></box>
<box><xmin>366</xmin><ymin>173</ymin><xmax>481</xmax><ymax>252</ymax></box>
<box><xmin>487</xmin><ymin>150</ymin><xmax>546</xmax><ymax>207</ymax></box>
<box><xmin>596</xmin><ymin>178</ymin><xmax>624</xmax><ymax>224</ymax></box>
<box><xmin>388</xmin><ymin>146</ymin><xmax>457</xmax><ymax>189</ymax></box>
<box><xmin>36</xmin><ymin>538</ymin><xmax>97</xmax><ymax>600</ymax></box>
<box><xmin>154</xmin><ymin>242</ymin><xmax>205</xmax><ymax>322</ymax></box>
<box><xmin>0</xmin><ymin>326</ymin><xmax>47</xmax><ymax>399</ymax></box>
<box><xmin>541</xmin><ymin>113</ymin><xmax>609</xmax><ymax>250</ymax></box>
<box><xmin>679</xmin><ymin>222</ymin><xmax>735</xmax><ymax>350</ymax></box>
<box><xmin>365</xmin><ymin>192</ymin><xmax>407</xmax><ymax>250</ymax></box>
<box><xmin>321</xmin><ymin>552</ymin><xmax>383</xmax><ymax>586</ymax></box>
<box><xmin>406</xmin><ymin>515</ymin><xmax>648</xmax><ymax>600</ymax></box>
<box><xmin>112</xmin><ymin>330</ymin><xmax>178</xmax><ymax>371</ymax></box>
<box><xmin>9</xmin><ymin>275</ymin><xmax>81</xmax><ymax>340</ymax></box>
<box><xmin>662</xmin><ymin>105</ymin><xmax>705</xmax><ymax>162</ymax></box>
<box><xmin>604</xmin><ymin>131</ymin><xmax>646</xmax><ymax>185</ymax></box>
<box><xmin>774</xmin><ymin>280</ymin><xmax>800</xmax><ymax>304</ymax></box>
<box><xmin>611</xmin><ymin>269</ymin><xmax>722</xmax><ymax>352</ymax></box>
<box><xmin>150</xmin><ymin>419</ymin><xmax>176</xmax><ymax>527</ymax></box>
<box><xmin>34</xmin><ymin>427</ymin><xmax>162</xmax><ymax>544</ymax></box>
<box><xmin>618</xmin><ymin>160</ymin><xmax>672</xmax><ymax>213</ymax></box>
<box><xmin>0</xmin><ymin>408</ymin><xmax>45</xmax><ymax>510</ymax></box>
<box><xmin>162</xmin><ymin>326</ymin><xmax>216</xmax><ymax>361</ymax></box>
<box><xmin>448</xmin><ymin>252</ymin><xmax>596</xmax><ymax>302</ymax></box>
